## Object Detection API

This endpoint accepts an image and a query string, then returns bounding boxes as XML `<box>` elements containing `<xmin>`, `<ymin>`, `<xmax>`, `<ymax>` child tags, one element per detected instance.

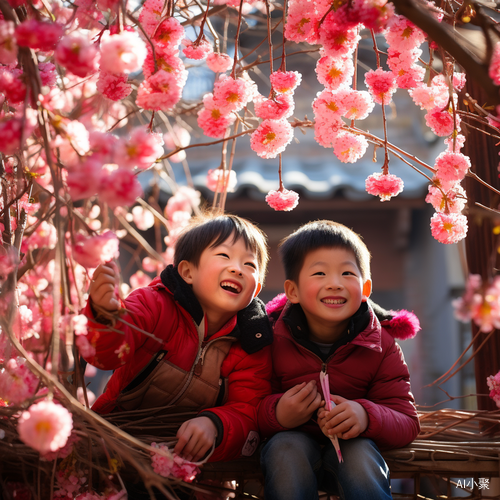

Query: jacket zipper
<box><xmin>121</xmin><ymin>350</ymin><xmax>167</xmax><ymax>394</ymax></box>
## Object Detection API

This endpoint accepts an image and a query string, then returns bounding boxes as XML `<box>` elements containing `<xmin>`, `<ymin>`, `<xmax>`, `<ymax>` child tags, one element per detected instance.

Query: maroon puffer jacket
<box><xmin>82</xmin><ymin>266</ymin><xmax>273</xmax><ymax>462</ymax></box>
<box><xmin>258</xmin><ymin>294</ymin><xmax>420</xmax><ymax>451</ymax></box>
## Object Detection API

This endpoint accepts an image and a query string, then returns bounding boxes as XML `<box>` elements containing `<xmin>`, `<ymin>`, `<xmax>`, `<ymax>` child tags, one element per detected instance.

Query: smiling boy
<box><xmin>83</xmin><ymin>214</ymin><xmax>272</xmax><ymax>466</ymax></box>
<box><xmin>259</xmin><ymin>220</ymin><xmax>420</xmax><ymax>500</ymax></box>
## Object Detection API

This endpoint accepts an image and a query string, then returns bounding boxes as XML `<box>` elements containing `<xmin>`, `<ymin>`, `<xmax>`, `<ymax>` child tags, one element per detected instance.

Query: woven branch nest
<box><xmin>1</xmin><ymin>406</ymin><xmax>500</xmax><ymax>499</ymax></box>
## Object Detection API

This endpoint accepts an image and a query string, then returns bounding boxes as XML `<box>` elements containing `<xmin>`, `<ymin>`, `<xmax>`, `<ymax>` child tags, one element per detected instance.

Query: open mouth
<box><xmin>322</xmin><ymin>298</ymin><xmax>346</xmax><ymax>305</ymax></box>
<box><xmin>220</xmin><ymin>281</ymin><xmax>242</xmax><ymax>294</ymax></box>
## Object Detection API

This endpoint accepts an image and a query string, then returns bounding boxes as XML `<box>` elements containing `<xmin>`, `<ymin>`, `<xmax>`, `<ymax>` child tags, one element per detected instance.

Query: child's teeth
<box><xmin>323</xmin><ymin>299</ymin><xmax>345</xmax><ymax>304</ymax></box>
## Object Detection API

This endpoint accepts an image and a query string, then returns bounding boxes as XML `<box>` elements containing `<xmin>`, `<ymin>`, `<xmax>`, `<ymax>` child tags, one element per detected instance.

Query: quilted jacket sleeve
<box><xmin>356</xmin><ymin>337</ymin><xmax>420</xmax><ymax>450</ymax></box>
<box><xmin>82</xmin><ymin>286</ymin><xmax>164</xmax><ymax>370</ymax></box>
<box><xmin>202</xmin><ymin>345</ymin><xmax>273</xmax><ymax>462</ymax></box>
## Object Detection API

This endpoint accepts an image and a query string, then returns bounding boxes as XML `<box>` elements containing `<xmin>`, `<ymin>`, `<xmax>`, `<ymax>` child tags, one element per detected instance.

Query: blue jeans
<box><xmin>260</xmin><ymin>431</ymin><xmax>392</xmax><ymax>500</ymax></box>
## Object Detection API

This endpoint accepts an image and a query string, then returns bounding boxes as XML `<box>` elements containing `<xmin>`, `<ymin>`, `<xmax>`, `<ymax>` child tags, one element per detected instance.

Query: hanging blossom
<box><xmin>198</xmin><ymin>93</ymin><xmax>236</xmax><ymax>139</ymax></box>
<box><xmin>444</xmin><ymin>134</ymin><xmax>466</xmax><ymax>153</ymax></box>
<box><xmin>139</xmin><ymin>0</ymin><xmax>166</xmax><ymax>36</ymax></box>
<box><xmin>284</xmin><ymin>0</ymin><xmax>317</xmax><ymax>43</ymax></box>
<box><xmin>17</xmin><ymin>400</ymin><xmax>73</xmax><ymax>454</ymax></box>
<box><xmin>55</xmin><ymin>34</ymin><xmax>99</xmax><ymax>78</ymax></box>
<box><xmin>151</xmin><ymin>443</ymin><xmax>200</xmax><ymax>482</ymax></box>
<box><xmin>365</xmin><ymin>172</ymin><xmax>404</xmax><ymax>201</ymax></box>
<box><xmin>453</xmin><ymin>275</ymin><xmax>500</xmax><ymax>332</ymax></box>
<box><xmin>99</xmin><ymin>167</ymin><xmax>143</xmax><ymax>208</ymax></box>
<box><xmin>333</xmin><ymin>0</ymin><xmax>394</xmax><ymax>32</ymax></box>
<box><xmin>430</xmin><ymin>212</ymin><xmax>468</xmax><ymax>244</ymax></box>
<box><xmin>409</xmin><ymin>78</ymin><xmax>449</xmax><ymax>111</ymax></box>
<box><xmin>213</xmin><ymin>74</ymin><xmax>257</xmax><ymax>114</ymax></box>
<box><xmin>131</xmin><ymin>206</ymin><xmax>155</xmax><ymax>231</ymax></box>
<box><xmin>365</xmin><ymin>68</ymin><xmax>397</xmax><ymax>105</ymax></box>
<box><xmin>314</xmin><ymin>117</ymin><xmax>344</xmax><ymax>148</ymax></box>
<box><xmin>316</xmin><ymin>55</ymin><xmax>354</xmax><ymax>92</ymax></box>
<box><xmin>319</xmin><ymin>16</ymin><xmax>361</xmax><ymax>59</ymax></box>
<box><xmin>72</xmin><ymin>230</ymin><xmax>120</xmax><ymax>269</ymax></box>
<box><xmin>425</xmin><ymin>107</ymin><xmax>460</xmax><ymax>137</ymax></box>
<box><xmin>115</xmin><ymin>127</ymin><xmax>164</xmax><ymax>170</ymax></box>
<box><xmin>487</xmin><ymin>371</ymin><xmax>500</xmax><ymax>408</ymax></box>
<box><xmin>153</xmin><ymin>16</ymin><xmax>185</xmax><ymax>50</ymax></box>
<box><xmin>182</xmin><ymin>37</ymin><xmax>213</xmax><ymax>60</ymax></box>
<box><xmin>206</xmin><ymin>52</ymin><xmax>233</xmax><ymax>73</ymax></box>
<box><xmin>489</xmin><ymin>41</ymin><xmax>500</xmax><ymax>86</ymax></box>
<box><xmin>206</xmin><ymin>169</ymin><xmax>237</xmax><ymax>193</ymax></box>
<box><xmin>250</xmin><ymin>119</ymin><xmax>294</xmax><ymax>159</ymax></box>
<box><xmin>100</xmin><ymin>31</ymin><xmax>147</xmax><ymax>74</ymax></box>
<box><xmin>0</xmin><ymin>357</ymin><xmax>38</xmax><ymax>404</ymax></box>
<box><xmin>270</xmin><ymin>70</ymin><xmax>302</xmax><ymax>94</ymax></box>
<box><xmin>433</xmin><ymin>151</ymin><xmax>471</xmax><ymax>192</ymax></box>
<box><xmin>66</xmin><ymin>157</ymin><xmax>102</xmax><ymax>201</ymax></box>
<box><xmin>254</xmin><ymin>92</ymin><xmax>295</xmax><ymax>120</ymax></box>
<box><xmin>384</xmin><ymin>15</ymin><xmax>426</xmax><ymax>52</ymax></box>
<box><xmin>333</xmin><ymin>131</ymin><xmax>368</xmax><ymax>163</ymax></box>
<box><xmin>136</xmin><ymin>70</ymin><xmax>183</xmax><ymax>111</ymax></box>
<box><xmin>425</xmin><ymin>184</ymin><xmax>466</xmax><ymax>214</ymax></box>
<box><xmin>15</xmin><ymin>19</ymin><xmax>63</xmax><ymax>51</ymax></box>
<box><xmin>97</xmin><ymin>71</ymin><xmax>132</xmax><ymax>101</ymax></box>
<box><xmin>341</xmin><ymin>90</ymin><xmax>375</xmax><ymax>120</ymax></box>
<box><xmin>0</xmin><ymin>68</ymin><xmax>26</xmax><ymax>104</ymax></box>
<box><xmin>0</xmin><ymin>109</ymin><xmax>38</xmax><ymax>156</ymax></box>
<box><xmin>165</xmin><ymin>186</ymin><xmax>201</xmax><ymax>219</ymax></box>
<box><xmin>266</xmin><ymin>188</ymin><xmax>299</xmax><ymax>211</ymax></box>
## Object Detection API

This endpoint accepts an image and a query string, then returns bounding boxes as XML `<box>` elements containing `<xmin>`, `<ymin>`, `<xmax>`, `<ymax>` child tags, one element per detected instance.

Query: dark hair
<box><xmin>173</xmin><ymin>213</ymin><xmax>269</xmax><ymax>283</ymax></box>
<box><xmin>278</xmin><ymin>220</ymin><xmax>371</xmax><ymax>283</ymax></box>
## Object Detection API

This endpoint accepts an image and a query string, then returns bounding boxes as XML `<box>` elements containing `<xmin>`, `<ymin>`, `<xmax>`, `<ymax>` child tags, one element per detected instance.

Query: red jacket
<box><xmin>258</xmin><ymin>295</ymin><xmax>420</xmax><ymax>451</ymax></box>
<box><xmin>82</xmin><ymin>266</ymin><xmax>273</xmax><ymax>462</ymax></box>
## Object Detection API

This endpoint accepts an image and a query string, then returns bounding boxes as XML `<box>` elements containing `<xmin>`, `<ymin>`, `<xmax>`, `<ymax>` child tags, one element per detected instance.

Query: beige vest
<box><xmin>116</xmin><ymin>321</ymin><xmax>234</xmax><ymax>412</ymax></box>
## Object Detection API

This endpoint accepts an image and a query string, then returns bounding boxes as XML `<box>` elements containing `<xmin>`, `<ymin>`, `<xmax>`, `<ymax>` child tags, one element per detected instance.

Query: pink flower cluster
<box><xmin>206</xmin><ymin>169</ymin><xmax>237</xmax><ymax>193</ymax></box>
<box><xmin>55</xmin><ymin>34</ymin><xmax>100</xmax><ymax>78</ymax></box>
<box><xmin>489</xmin><ymin>42</ymin><xmax>500</xmax><ymax>86</ymax></box>
<box><xmin>487</xmin><ymin>371</ymin><xmax>500</xmax><ymax>408</ymax></box>
<box><xmin>150</xmin><ymin>442</ymin><xmax>200</xmax><ymax>482</ymax></box>
<box><xmin>0</xmin><ymin>357</ymin><xmax>38</xmax><ymax>404</ymax></box>
<box><xmin>365</xmin><ymin>68</ymin><xmax>397</xmax><ymax>105</ymax></box>
<box><xmin>250</xmin><ymin>119</ymin><xmax>294</xmax><ymax>159</ymax></box>
<box><xmin>0</xmin><ymin>20</ymin><xmax>18</xmax><ymax>65</ymax></box>
<box><xmin>430</xmin><ymin>212</ymin><xmax>468</xmax><ymax>244</ymax></box>
<box><xmin>197</xmin><ymin>93</ymin><xmax>236</xmax><ymax>138</ymax></box>
<box><xmin>15</xmin><ymin>19</ymin><xmax>63</xmax><ymax>51</ymax></box>
<box><xmin>0</xmin><ymin>109</ymin><xmax>38</xmax><ymax>156</ymax></box>
<box><xmin>17</xmin><ymin>400</ymin><xmax>73</xmax><ymax>454</ymax></box>
<box><xmin>206</xmin><ymin>52</ymin><xmax>233</xmax><ymax>73</ymax></box>
<box><xmin>265</xmin><ymin>188</ymin><xmax>299</xmax><ymax>211</ymax></box>
<box><xmin>72</xmin><ymin>231</ymin><xmax>120</xmax><ymax>269</ymax></box>
<box><xmin>365</xmin><ymin>172</ymin><xmax>404</xmax><ymax>201</ymax></box>
<box><xmin>182</xmin><ymin>36</ymin><xmax>213</xmax><ymax>60</ymax></box>
<box><xmin>453</xmin><ymin>274</ymin><xmax>500</xmax><ymax>332</ymax></box>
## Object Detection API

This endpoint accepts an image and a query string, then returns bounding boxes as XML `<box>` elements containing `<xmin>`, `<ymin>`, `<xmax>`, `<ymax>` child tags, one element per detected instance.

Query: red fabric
<box><xmin>82</xmin><ymin>276</ymin><xmax>272</xmax><ymax>462</ymax></box>
<box><xmin>258</xmin><ymin>301</ymin><xmax>420</xmax><ymax>451</ymax></box>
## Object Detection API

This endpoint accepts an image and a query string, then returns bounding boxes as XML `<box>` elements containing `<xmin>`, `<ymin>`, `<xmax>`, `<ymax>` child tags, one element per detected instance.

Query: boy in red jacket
<box><xmin>83</xmin><ymin>214</ymin><xmax>272</xmax><ymax>465</ymax></box>
<box><xmin>259</xmin><ymin>220</ymin><xmax>420</xmax><ymax>500</ymax></box>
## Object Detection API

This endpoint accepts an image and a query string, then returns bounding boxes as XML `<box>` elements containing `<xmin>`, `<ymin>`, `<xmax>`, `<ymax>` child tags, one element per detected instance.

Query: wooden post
<box><xmin>462</xmin><ymin>78</ymin><xmax>500</xmax><ymax>413</ymax></box>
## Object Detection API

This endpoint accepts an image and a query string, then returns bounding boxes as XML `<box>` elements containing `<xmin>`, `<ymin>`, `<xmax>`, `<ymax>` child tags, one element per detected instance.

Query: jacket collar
<box><xmin>158</xmin><ymin>265</ymin><xmax>272</xmax><ymax>354</ymax></box>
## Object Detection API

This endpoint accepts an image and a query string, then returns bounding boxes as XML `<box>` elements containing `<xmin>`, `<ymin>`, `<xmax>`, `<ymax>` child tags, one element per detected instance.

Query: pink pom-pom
<box><xmin>383</xmin><ymin>310</ymin><xmax>421</xmax><ymax>340</ymax></box>
<box><xmin>265</xmin><ymin>188</ymin><xmax>299</xmax><ymax>211</ymax></box>
<box><xmin>265</xmin><ymin>293</ymin><xmax>288</xmax><ymax>315</ymax></box>
<box><xmin>365</xmin><ymin>172</ymin><xmax>404</xmax><ymax>201</ymax></box>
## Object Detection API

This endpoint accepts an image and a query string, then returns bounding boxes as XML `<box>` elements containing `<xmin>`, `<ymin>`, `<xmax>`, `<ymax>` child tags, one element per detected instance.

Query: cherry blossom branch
<box><xmin>231</xmin><ymin>0</ymin><xmax>245</xmax><ymax>79</ymax></box>
<box><xmin>265</xmin><ymin>0</ymin><xmax>274</xmax><ymax>76</ymax></box>
<box><xmin>467</xmin><ymin>170</ymin><xmax>500</xmax><ymax>197</ymax></box>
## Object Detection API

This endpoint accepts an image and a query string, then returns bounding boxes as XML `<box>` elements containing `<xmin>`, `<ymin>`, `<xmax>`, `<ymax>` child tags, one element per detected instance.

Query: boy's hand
<box><xmin>317</xmin><ymin>395</ymin><xmax>368</xmax><ymax>440</ymax></box>
<box><xmin>276</xmin><ymin>380</ymin><xmax>322</xmax><ymax>429</ymax></box>
<box><xmin>174</xmin><ymin>416</ymin><xmax>217</xmax><ymax>462</ymax></box>
<box><xmin>89</xmin><ymin>263</ymin><xmax>120</xmax><ymax>312</ymax></box>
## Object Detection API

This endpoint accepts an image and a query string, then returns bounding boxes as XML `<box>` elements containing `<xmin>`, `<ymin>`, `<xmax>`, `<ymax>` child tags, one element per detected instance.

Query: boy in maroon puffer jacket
<box><xmin>83</xmin><ymin>213</ymin><xmax>273</xmax><ymax>466</ymax></box>
<box><xmin>259</xmin><ymin>220</ymin><xmax>420</xmax><ymax>500</ymax></box>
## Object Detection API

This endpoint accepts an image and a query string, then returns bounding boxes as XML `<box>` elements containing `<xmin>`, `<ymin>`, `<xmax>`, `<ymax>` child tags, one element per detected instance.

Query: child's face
<box><xmin>180</xmin><ymin>235</ymin><xmax>261</xmax><ymax>324</ymax></box>
<box><xmin>285</xmin><ymin>247</ymin><xmax>371</xmax><ymax>342</ymax></box>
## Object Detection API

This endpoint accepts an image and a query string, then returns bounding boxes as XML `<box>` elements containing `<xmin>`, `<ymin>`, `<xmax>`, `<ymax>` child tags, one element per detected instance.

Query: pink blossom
<box><xmin>394</xmin><ymin>65</ymin><xmax>426</xmax><ymax>89</ymax></box>
<box><xmin>153</xmin><ymin>17</ymin><xmax>184</xmax><ymax>49</ymax></box>
<box><xmin>315</xmin><ymin>55</ymin><xmax>354</xmax><ymax>91</ymax></box>
<box><xmin>313</xmin><ymin>89</ymin><xmax>348</xmax><ymax>120</ymax></box>
<box><xmin>198</xmin><ymin>93</ymin><xmax>236</xmax><ymax>138</ymax></box>
<box><xmin>39</xmin><ymin>62</ymin><xmax>57</xmax><ymax>87</ymax></box>
<box><xmin>42</xmin><ymin>430</ymin><xmax>80</xmax><ymax>461</ymax></box>
<box><xmin>136</xmin><ymin>70</ymin><xmax>183</xmax><ymax>111</ymax></box>
<box><xmin>99</xmin><ymin>167</ymin><xmax>143</xmax><ymax>207</ymax></box>
<box><xmin>100</xmin><ymin>31</ymin><xmax>147</xmax><ymax>75</ymax></box>
<box><xmin>490</xmin><ymin>42</ymin><xmax>500</xmax><ymax>85</ymax></box>
<box><xmin>151</xmin><ymin>443</ymin><xmax>200</xmax><ymax>482</ymax></box>
<box><xmin>425</xmin><ymin>107</ymin><xmax>460</xmax><ymax>137</ymax></box>
<box><xmin>365</xmin><ymin>172</ymin><xmax>404</xmax><ymax>201</ymax></box>
<box><xmin>182</xmin><ymin>37</ymin><xmax>213</xmax><ymax>60</ymax></box>
<box><xmin>385</xmin><ymin>15</ymin><xmax>426</xmax><ymax>51</ymax></box>
<box><xmin>139</xmin><ymin>0</ymin><xmax>164</xmax><ymax>36</ymax></box>
<box><xmin>314</xmin><ymin>117</ymin><xmax>344</xmax><ymax>148</ymax></box>
<box><xmin>130</xmin><ymin>270</ymin><xmax>152</xmax><ymax>290</ymax></box>
<box><xmin>409</xmin><ymin>79</ymin><xmax>449</xmax><ymax>110</ymax></box>
<box><xmin>387</xmin><ymin>47</ymin><xmax>421</xmax><ymax>72</ymax></box>
<box><xmin>425</xmin><ymin>184</ymin><xmax>466</xmax><ymax>214</ymax></box>
<box><xmin>0</xmin><ymin>20</ymin><xmax>18</xmax><ymax>65</ymax></box>
<box><xmin>142</xmin><ymin>257</ymin><xmax>161</xmax><ymax>273</ymax></box>
<box><xmin>206</xmin><ymin>52</ymin><xmax>233</xmax><ymax>73</ymax></box>
<box><xmin>97</xmin><ymin>0</ymin><xmax>120</xmax><ymax>10</ymax></box>
<box><xmin>0</xmin><ymin>357</ymin><xmax>38</xmax><ymax>404</ymax></box>
<box><xmin>487</xmin><ymin>371</ymin><xmax>500</xmax><ymax>408</ymax></box>
<box><xmin>341</xmin><ymin>90</ymin><xmax>375</xmax><ymax>120</ymax></box>
<box><xmin>452</xmin><ymin>274</ymin><xmax>482</xmax><ymax>324</ymax></box>
<box><xmin>131</xmin><ymin>206</ymin><xmax>155</xmax><ymax>230</ymax></box>
<box><xmin>213</xmin><ymin>74</ymin><xmax>257</xmax><ymax>113</ymax></box>
<box><xmin>23</xmin><ymin>220</ymin><xmax>56</xmax><ymax>251</ymax></box>
<box><xmin>319</xmin><ymin>15</ymin><xmax>360</xmax><ymax>59</ymax></box>
<box><xmin>254</xmin><ymin>92</ymin><xmax>294</xmax><ymax>120</ymax></box>
<box><xmin>0</xmin><ymin>68</ymin><xmax>26</xmax><ymax>104</ymax></box>
<box><xmin>72</xmin><ymin>231</ymin><xmax>120</xmax><ymax>269</ymax></box>
<box><xmin>55</xmin><ymin>34</ymin><xmax>99</xmax><ymax>78</ymax></box>
<box><xmin>333</xmin><ymin>131</ymin><xmax>368</xmax><ymax>163</ymax></box>
<box><xmin>364</xmin><ymin>68</ymin><xmax>397</xmax><ymax>105</ymax></box>
<box><xmin>77</xmin><ymin>387</ymin><xmax>96</xmax><ymax>406</ymax></box>
<box><xmin>76</xmin><ymin>335</ymin><xmax>96</xmax><ymax>358</ymax></box>
<box><xmin>165</xmin><ymin>186</ymin><xmax>201</xmax><ymax>218</ymax></box>
<box><xmin>444</xmin><ymin>134</ymin><xmax>466</xmax><ymax>153</ymax></box>
<box><xmin>206</xmin><ymin>169</ymin><xmax>237</xmax><ymax>193</ymax></box>
<box><xmin>453</xmin><ymin>73</ymin><xmax>466</xmax><ymax>91</ymax></box>
<box><xmin>51</xmin><ymin>119</ymin><xmax>90</xmax><ymax>170</ymax></box>
<box><xmin>66</xmin><ymin>157</ymin><xmax>102</xmax><ymax>201</ymax></box>
<box><xmin>97</xmin><ymin>71</ymin><xmax>132</xmax><ymax>101</ymax></box>
<box><xmin>434</xmin><ymin>151</ymin><xmax>471</xmax><ymax>190</ymax></box>
<box><xmin>250</xmin><ymin>119</ymin><xmax>294</xmax><ymax>159</ymax></box>
<box><xmin>115</xmin><ymin>127</ymin><xmax>164</xmax><ymax>170</ymax></box>
<box><xmin>333</xmin><ymin>0</ymin><xmax>394</xmax><ymax>32</ymax></box>
<box><xmin>0</xmin><ymin>109</ymin><xmax>37</xmax><ymax>156</ymax></box>
<box><xmin>15</xmin><ymin>19</ymin><xmax>63</xmax><ymax>51</ymax></box>
<box><xmin>72</xmin><ymin>314</ymin><xmax>88</xmax><ymax>336</ymax></box>
<box><xmin>17</xmin><ymin>400</ymin><xmax>73</xmax><ymax>454</ymax></box>
<box><xmin>142</xmin><ymin>48</ymin><xmax>186</xmax><ymax>81</ymax></box>
<box><xmin>89</xmin><ymin>131</ymin><xmax>118</xmax><ymax>163</ymax></box>
<box><xmin>430</xmin><ymin>212</ymin><xmax>468</xmax><ymax>244</ymax></box>
<box><xmin>284</xmin><ymin>0</ymin><xmax>318</xmax><ymax>43</ymax></box>
<box><xmin>270</xmin><ymin>70</ymin><xmax>302</xmax><ymax>94</ymax></box>
<box><xmin>265</xmin><ymin>188</ymin><xmax>299</xmax><ymax>211</ymax></box>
